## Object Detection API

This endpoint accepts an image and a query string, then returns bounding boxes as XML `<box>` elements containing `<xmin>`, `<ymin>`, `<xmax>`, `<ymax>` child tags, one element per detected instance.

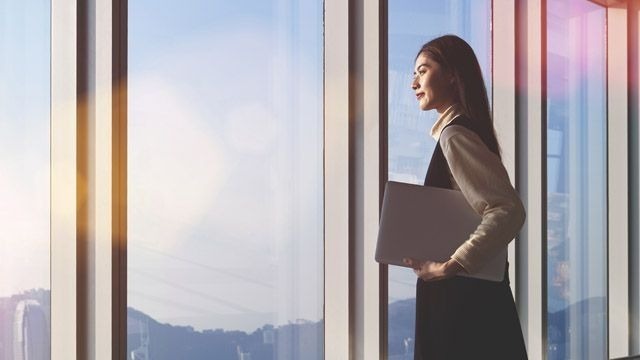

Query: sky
<box><xmin>0</xmin><ymin>0</ymin><xmax>51</xmax><ymax>298</ymax></box>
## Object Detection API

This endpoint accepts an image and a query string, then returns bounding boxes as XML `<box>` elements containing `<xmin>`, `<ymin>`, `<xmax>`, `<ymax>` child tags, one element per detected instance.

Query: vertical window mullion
<box><xmin>379</xmin><ymin>0</ymin><xmax>388</xmax><ymax>357</ymax></box>
<box><xmin>629</xmin><ymin>0</ymin><xmax>640</xmax><ymax>356</ymax></box>
<box><xmin>94</xmin><ymin>0</ymin><xmax>114</xmax><ymax>358</ymax></box>
<box><xmin>51</xmin><ymin>0</ymin><xmax>78</xmax><ymax>358</ymax></box>
<box><xmin>111</xmin><ymin>0</ymin><xmax>127</xmax><ymax>358</ymax></box>
<box><xmin>78</xmin><ymin>0</ymin><xmax>116</xmax><ymax>358</ymax></box>
<box><xmin>76</xmin><ymin>0</ymin><xmax>91</xmax><ymax>356</ymax></box>
<box><xmin>350</xmin><ymin>0</ymin><xmax>382</xmax><ymax>358</ymax></box>
<box><xmin>325</xmin><ymin>0</ymin><xmax>350</xmax><ymax>358</ymax></box>
<box><xmin>515</xmin><ymin>0</ymin><xmax>545</xmax><ymax>358</ymax></box>
<box><xmin>493</xmin><ymin>0</ymin><xmax>518</xmax><ymax>297</ymax></box>
<box><xmin>607</xmin><ymin>4</ymin><xmax>629</xmax><ymax>359</ymax></box>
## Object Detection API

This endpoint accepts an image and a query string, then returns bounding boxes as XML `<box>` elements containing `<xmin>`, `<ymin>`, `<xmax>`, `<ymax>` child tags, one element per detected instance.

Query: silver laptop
<box><xmin>375</xmin><ymin>181</ymin><xmax>506</xmax><ymax>282</ymax></box>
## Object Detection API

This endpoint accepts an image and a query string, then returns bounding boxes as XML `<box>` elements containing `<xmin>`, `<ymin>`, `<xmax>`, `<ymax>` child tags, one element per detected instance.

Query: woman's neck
<box><xmin>430</xmin><ymin>103</ymin><xmax>466</xmax><ymax>141</ymax></box>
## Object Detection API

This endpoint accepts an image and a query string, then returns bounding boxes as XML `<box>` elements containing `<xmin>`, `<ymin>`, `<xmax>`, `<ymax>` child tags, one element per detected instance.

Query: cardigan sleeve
<box><xmin>439</xmin><ymin>125</ymin><xmax>526</xmax><ymax>274</ymax></box>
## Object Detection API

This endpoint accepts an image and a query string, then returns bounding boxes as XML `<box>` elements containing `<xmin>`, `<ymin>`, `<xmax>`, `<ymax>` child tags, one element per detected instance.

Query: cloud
<box><xmin>225</xmin><ymin>104</ymin><xmax>278</xmax><ymax>154</ymax></box>
<box><xmin>0</xmin><ymin>120</ymin><xmax>50</xmax><ymax>297</ymax></box>
<box><xmin>129</xmin><ymin>73</ymin><xmax>227</xmax><ymax>252</ymax></box>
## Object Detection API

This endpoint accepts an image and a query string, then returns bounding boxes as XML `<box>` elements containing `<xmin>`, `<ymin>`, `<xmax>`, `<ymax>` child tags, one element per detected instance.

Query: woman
<box><xmin>402</xmin><ymin>35</ymin><xmax>528</xmax><ymax>359</ymax></box>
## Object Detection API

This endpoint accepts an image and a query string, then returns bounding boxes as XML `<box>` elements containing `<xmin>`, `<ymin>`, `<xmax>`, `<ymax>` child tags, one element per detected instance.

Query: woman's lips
<box><xmin>416</xmin><ymin>93</ymin><xmax>425</xmax><ymax>100</ymax></box>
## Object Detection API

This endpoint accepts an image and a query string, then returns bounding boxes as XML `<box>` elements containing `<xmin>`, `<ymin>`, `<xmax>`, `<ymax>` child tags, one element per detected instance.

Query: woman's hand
<box><xmin>402</xmin><ymin>257</ymin><xmax>465</xmax><ymax>282</ymax></box>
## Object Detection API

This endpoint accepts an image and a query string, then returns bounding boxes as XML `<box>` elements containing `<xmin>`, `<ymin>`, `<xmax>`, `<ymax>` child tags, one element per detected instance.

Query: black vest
<box><xmin>414</xmin><ymin>116</ymin><xmax>528</xmax><ymax>360</ymax></box>
<box><xmin>424</xmin><ymin>115</ymin><xmax>499</xmax><ymax>189</ymax></box>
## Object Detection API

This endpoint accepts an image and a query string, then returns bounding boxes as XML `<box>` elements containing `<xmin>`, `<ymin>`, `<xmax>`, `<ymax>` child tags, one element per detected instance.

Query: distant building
<box><xmin>236</xmin><ymin>345</ymin><xmax>251</xmax><ymax>360</ymax></box>
<box><xmin>13</xmin><ymin>300</ymin><xmax>50</xmax><ymax>360</ymax></box>
<box><xmin>262</xmin><ymin>328</ymin><xmax>275</xmax><ymax>345</ymax></box>
<box><xmin>129</xmin><ymin>317</ymin><xmax>150</xmax><ymax>360</ymax></box>
<box><xmin>0</xmin><ymin>300</ymin><xmax>14</xmax><ymax>359</ymax></box>
<box><xmin>402</xmin><ymin>337</ymin><xmax>414</xmax><ymax>356</ymax></box>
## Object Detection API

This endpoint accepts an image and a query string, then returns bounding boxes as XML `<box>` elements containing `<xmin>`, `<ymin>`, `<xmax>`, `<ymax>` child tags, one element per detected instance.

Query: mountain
<box><xmin>127</xmin><ymin>307</ymin><xmax>322</xmax><ymax>360</ymax></box>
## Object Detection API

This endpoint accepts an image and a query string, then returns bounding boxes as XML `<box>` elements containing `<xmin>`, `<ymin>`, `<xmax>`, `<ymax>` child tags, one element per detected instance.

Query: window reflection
<box><xmin>546</xmin><ymin>1</ymin><xmax>607</xmax><ymax>359</ymax></box>
<box><xmin>387</xmin><ymin>1</ymin><xmax>491</xmax><ymax>358</ymax></box>
<box><xmin>127</xmin><ymin>1</ymin><xmax>324</xmax><ymax>359</ymax></box>
<box><xmin>0</xmin><ymin>1</ymin><xmax>51</xmax><ymax>359</ymax></box>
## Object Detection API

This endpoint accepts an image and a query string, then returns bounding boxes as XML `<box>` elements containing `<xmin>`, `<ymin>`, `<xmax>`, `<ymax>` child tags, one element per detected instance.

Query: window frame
<box><xmin>108</xmin><ymin>0</ymin><xmax>349</xmax><ymax>358</ymax></box>
<box><xmin>325</xmin><ymin>0</ymin><xmax>351</xmax><ymax>358</ymax></box>
<box><xmin>515</xmin><ymin>0</ymin><xmax>546</xmax><ymax>358</ymax></box>
<box><xmin>607</xmin><ymin>4</ymin><xmax>630</xmax><ymax>359</ymax></box>
<box><xmin>628</xmin><ymin>0</ymin><xmax>640</xmax><ymax>357</ymax></box>
<box><xmin>51</xmin><ymin>0</ymin><xmax>78</xmax><ymax>358</ymax></box>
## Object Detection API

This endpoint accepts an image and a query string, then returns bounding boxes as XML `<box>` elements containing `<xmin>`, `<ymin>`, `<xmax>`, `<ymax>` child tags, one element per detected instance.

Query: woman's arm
<box><xmin>439</xmin><ymin>125</ymin><xmax>526</xmax><ymax>274</ymax></box>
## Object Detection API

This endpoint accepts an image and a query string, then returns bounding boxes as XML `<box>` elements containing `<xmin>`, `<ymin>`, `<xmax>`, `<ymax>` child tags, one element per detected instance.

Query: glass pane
<box><xmin>0</xmin><ymin>0</ymin><xmax>51</xmax><ymax>359</ymax></box>
<box><xmin>127</xmin><ymin>1</ymin><xmax>324</xmax><ymax>359</ymax></box>
<box><xmin>387</xmin><ymin>1</ymin><xmax>491</xmax><ymax>358</ymax></box>
<box><xmin>546</xmin><ymin>1</ymin><xmax>607</xmax><ymax>359</ymax></box>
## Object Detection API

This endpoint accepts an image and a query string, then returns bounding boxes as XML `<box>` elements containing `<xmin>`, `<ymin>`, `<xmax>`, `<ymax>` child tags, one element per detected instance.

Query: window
<box><xmin>387</xmin><ymin>1</ymin><xmax>491</xmax><ymax>358</ymax></box>
<box><xmin>127</xmin><ymin>1</ymin><xmax>324</xmax><ymax>358</ymax></box>
<box><xmin>546</xmin><ymin>0</ymin><xmax>607</xmax><ymax>358</ymax></box>
<box><xmin>0</xmin><ymin>1</ymin><xmax>51</xmax><ymax>358</ymax></box>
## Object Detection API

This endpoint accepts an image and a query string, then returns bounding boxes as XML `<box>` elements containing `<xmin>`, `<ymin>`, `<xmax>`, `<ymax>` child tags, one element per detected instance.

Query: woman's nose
<box><xmin>411</xmin><ymin>79</ymin><xmax>419</xmax><ymax>90</ymax></box>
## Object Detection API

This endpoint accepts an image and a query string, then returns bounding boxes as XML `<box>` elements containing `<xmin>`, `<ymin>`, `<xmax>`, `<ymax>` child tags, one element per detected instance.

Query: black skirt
<box><xmin>414</xmin><ymin>264</ymin><xmax>528</xmax><ymax>360</ymax></box>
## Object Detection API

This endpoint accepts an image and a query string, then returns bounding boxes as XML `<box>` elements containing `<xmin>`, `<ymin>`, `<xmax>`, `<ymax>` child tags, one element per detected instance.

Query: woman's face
<box><xmin>411</xmin><ymin>52</ymin><xmax>456</xmax><ymax>112</ymax></box>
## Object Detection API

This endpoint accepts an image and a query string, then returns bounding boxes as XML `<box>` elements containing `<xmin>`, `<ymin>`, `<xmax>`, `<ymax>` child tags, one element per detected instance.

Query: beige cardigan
<box><xmin>430</xmin><ymin>105</ymin><xmax>526</xmax><ymax>274</ymax></box>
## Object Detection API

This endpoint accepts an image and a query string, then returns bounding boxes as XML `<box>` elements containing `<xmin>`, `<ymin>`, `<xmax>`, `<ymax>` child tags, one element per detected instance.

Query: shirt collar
<box><xmin>430</xmin><ymin>103</ymin><xmax>466</xmax><ymax>141</ymax></box>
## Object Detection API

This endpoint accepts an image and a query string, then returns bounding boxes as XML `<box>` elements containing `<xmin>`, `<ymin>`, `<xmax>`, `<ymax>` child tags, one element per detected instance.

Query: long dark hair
<box><xmin>417</xmin><ymin>35</ymin><xmax>501</xmax><ymax>157</ymax></box>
